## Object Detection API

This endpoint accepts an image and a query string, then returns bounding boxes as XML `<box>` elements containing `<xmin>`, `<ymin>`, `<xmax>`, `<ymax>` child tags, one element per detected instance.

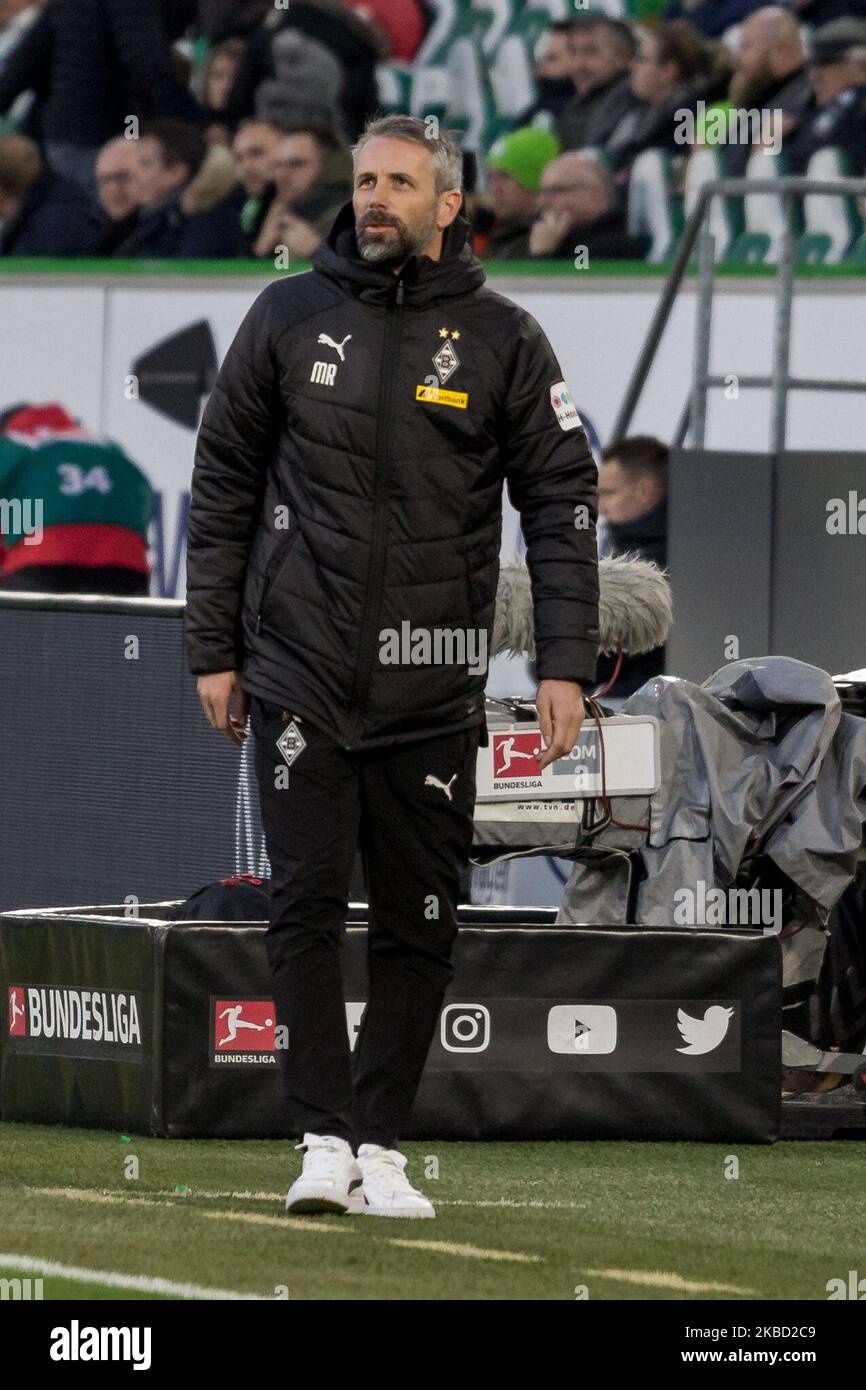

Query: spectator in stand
<box><xmin>252</xmin><ymin>121</ymin><xmax>353</xmax><ymax>261</ymax></box>
<box><xmin>783</xmin><ymin>17</ymin><xmax>866</xmax><ymax>173</ymax></box>
<box><xmin>475</xmin><ymin>126</ymin><xmax>560</xmax><ymax>260</ymax></box>
<box><xmin>252</xmin><ymin>30</ymin><xmax>347</xmax><ymax>139</ymax></box>
<box><xmin>0</xmin><ymin>133</ymin><xmax>104</xmax><ymax>254</ymax></box>
<box><xmin>557</xmin><ymin>15</ymin><xmax>641</xmax><ymax>152</ymax></box>
<box><xmin>724</xmin><ymin>7</ymin><xmax>811</xmax><ymax>174</ymax></box>
<box><xmin>344</xmin><ymin>0</ymin><xmax>426</xmax><ymax>63</ymax></box>
<box><xmin>112</xmin><ymin>119</ymin><xmax>242</xmax><ymax>258</ymax></box>
<box><xmin>515</xmin><ymin>151</ymin><xmax>648</xmax><ymax>260</ymax></box>
<box><xmin>203</xmin><ymin>37</ymin><xmax>246</xmax><ymax>112</ymax></box>
<box><xmin>220</xmin><ymin>0</ymin><xmax>382</xmax><ymax>144</ymax></box>
<box><xmin>517</xmin><ymin>20</ymin><xmax>582</xmax><ymax>129</ymax></box>
<box><xmin>661</xmin><ymin>0</ymin><xmax>765</xmax><ymax>38</ymax></box>
<box><xmin>94</xmin><ymin>136</ymin><xmax>140</xmax><ymax>253</ymax></box>
<box><xmin>231</xmin><ymin>117</ymin><xmax>281</xmax><ymax>252</ymax></box>
<box><xmin>0</xmin><ymin>401</ymin><xmax>153</xmax><ymax>595</ymax></box>
<box><xmin>595</xmin><ymin>435</ymin><xmax>668</xmax><ymax>700</ymax></box>
<box><xmin>0</xmin><ymin>0</ymin><xmax>210</xmax><ymax>196</ymax></box>
<box><xmin>605</xmin><ymin>20</ymin><xmax>730</xmax><ymax>173</ymax></box>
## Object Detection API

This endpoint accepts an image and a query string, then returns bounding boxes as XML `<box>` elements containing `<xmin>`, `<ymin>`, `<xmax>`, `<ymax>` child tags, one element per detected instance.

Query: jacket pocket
<box><xmin>255</xmin><ymin>520</ymin><xmax>301</xmax><ymax>634</ymax></box>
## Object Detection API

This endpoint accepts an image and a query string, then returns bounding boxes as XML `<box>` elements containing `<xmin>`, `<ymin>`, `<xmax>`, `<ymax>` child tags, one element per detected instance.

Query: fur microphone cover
<box><xmin>491</xmin><ymin>554</ymin><xmax>673</xmax><ymax>661</ymax></box>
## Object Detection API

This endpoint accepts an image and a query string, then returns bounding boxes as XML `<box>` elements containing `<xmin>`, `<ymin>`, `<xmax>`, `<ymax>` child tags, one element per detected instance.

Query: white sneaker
<box><xmin>285</xmin><ymin>1133</ymin><xmax>363</xmax><ymax>1215</ymax></box>
<box><xmin>353</xmin><ymin>1144</ymin><xmax>435</xmax><ymax>1219</ymax></box>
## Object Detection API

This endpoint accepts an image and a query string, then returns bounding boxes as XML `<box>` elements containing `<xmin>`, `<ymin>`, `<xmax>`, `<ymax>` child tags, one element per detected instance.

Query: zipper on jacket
<box><xmin>343</xmin><ymin>275</ymin><xmax>404</xmax><ymax>746</ymax></box>
<box><xmin>255</xmin><ymin>521</ymin><xmax>299</xmax><ymax>635</ymax></box>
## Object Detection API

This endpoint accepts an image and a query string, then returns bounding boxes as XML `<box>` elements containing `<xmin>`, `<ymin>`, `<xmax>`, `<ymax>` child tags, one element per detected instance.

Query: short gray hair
<box><xmin>351</xmin><ymin>114</ymin><xmax>463</xmax><ymax>197</ymax></box>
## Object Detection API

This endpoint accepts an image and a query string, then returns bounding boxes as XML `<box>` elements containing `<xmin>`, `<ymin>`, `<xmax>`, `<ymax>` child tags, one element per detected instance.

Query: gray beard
<box><xmin>357</xmin><ymin>209</ymin><xmax>439</xmax><ymax>265</ymax></box>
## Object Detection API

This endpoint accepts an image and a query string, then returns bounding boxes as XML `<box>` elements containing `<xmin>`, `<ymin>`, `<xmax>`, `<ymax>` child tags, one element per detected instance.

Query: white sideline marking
<box><xmin>583</xmin><ymin>1267</ymin><xmax>757</xmax><ymax>1295</ymax></box>
<box><xmin>200</xmin><ymin>1209</ymin><xmax>350</xmax><ymax>1234</ymax></box>
<box><xmin>387</xmin><ymin>1239</ymin><xmax>543</xmax><ymax>1263</ymax></box>
<box><xmin>0</xmin><ymin>1253</ymin><xmax>262</xmax><ymax>1300</ymax></box>
<box><xmin>150</xmin><ymin>1189</ymin><xmax>587</xmax><ymax>1211</ymax></box>
<box><xmin>28</xmin><ymin>1187</ymin><xmax>350</xmax><ymax>1234</ymax></box>
<box><xmin>34</xmin><ymin>1185</ymin><xmax>584</xmax><ymax>1213</ymax></box>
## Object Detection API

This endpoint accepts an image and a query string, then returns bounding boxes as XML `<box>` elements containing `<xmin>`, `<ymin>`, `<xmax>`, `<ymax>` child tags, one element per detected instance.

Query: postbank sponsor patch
<box><xmin>416</xmin><ymin>384</ymin><xmax>469</xmax><ymax>410</ymax></box>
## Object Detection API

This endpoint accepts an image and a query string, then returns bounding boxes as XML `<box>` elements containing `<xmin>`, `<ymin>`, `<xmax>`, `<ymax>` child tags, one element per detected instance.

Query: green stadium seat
<box><xmin>683</xmin><ymin>147</ymin><xmax>742</xmax><ymax>261</ymax></box>
<box><xmin>445</xmin><ymin>34</ymin><xmax>499</xmax><ymax>153</ymax></box>
<box><xmin>741</xmin><ymin>148</ymin><xmax>802</xmax><ymax>263</ymax></box>
<box><xmin>795</xmin><ymin>232</ymin><xmax>832</xmax><ymax>265</ymax></box>
<box><xmin>844</xmin><ymin>232</ymin><xmax>866</xmax><ymax>263</ymax></box>
<box><xmin>802</xmin><ymin>148</ymin><xmax>861</xmax><ymax>263</ymax></box>
<box><xmin>724</xmin><ymin>231</ymin><xmax>772</xmax><ymax>265</ymax></box>
<box><xmin>627</xmin><ymin>148</ymin><xmax>682</xmax><ymax>262</ymax></box>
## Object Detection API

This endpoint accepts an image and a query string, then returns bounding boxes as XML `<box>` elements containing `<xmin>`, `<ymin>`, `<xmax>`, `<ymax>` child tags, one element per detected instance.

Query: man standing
<box><xmin>186</xmin><ymin>115</ymin><xmax>599</xmax><ymax>1218</ymax></box>
<box><xmin>595</xmin><ymin>435</ymin><xmax>667</xmax><ymax>699</ymax></box>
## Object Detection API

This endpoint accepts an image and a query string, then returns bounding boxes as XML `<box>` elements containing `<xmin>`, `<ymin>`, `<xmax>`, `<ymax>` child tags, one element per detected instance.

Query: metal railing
<box><xmin>611</xmin><ymin>175</ymin><xmax>866</xmax><ymax>452</ymax></box>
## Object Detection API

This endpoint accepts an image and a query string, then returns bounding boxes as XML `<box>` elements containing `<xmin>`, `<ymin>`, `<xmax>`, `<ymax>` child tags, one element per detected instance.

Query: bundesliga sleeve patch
<box><xmin>550</xmin><ymin>380</ymin><xmax>582</xmax><ymax>431</ymax></box>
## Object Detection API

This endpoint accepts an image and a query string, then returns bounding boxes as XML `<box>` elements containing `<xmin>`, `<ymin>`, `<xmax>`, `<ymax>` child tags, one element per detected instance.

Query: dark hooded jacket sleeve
<box><xmin>185</xmin><ymin>285</ymin><xmax>282</xmax><ymax>675</ymax></box>
<box><xmin>500</xmin><ymin>310</ymin><xmax>600</xmax><ymax>687</ymax></box>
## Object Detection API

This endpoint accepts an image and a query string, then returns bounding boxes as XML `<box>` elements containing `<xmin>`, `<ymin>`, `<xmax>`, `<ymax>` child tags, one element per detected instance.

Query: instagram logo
<box><xmin>441</xmin><ymin>1004</ymin><xmax>490</xmax><ymax>1052</ymax></box>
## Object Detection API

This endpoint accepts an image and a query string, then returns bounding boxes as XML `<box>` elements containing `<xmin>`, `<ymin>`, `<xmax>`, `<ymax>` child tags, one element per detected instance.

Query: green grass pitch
<box><xmin>0</xmin><ymin>1121</ymin><xmax>863</xmax><ymax>1300</ymax></box>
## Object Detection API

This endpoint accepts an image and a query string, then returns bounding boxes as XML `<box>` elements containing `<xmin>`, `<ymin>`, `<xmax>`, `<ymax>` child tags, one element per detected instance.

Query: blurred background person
<box><xmin>93</xmin><ymin>135</ymin><xmax>140</xmax><ymax>253</ymax></box>
<box><xmin>556</xmin><ymin>15</ymin><xmax>640</xmax><ymax>152</ymax></box>
<box><xmin>783</xmin><ymin>17</ymin><xmax>866</xmax><ymax>174</ymax></box>
<box><xmin>202</xmin><ymin>36</ymin><xmax>245</xmax><ymax>112</ymax></box>
<box><xmin>219</xmin><ymin>0</ymin><xmax>382</xmax><ymax>144</ymax></box>
<box><xmin>595</xmin><ymin>434</ymin><xmax>668</xmax><ymax>700</ymax></box>
<box><xmin>0</xmin><ymin>131</ymin><xmax>103</xmax><ymax>253</ymax></box>
<box><xmin>0</xmin><ymin>401</ymin><xmax>153</xmax><ymax>595</ymax></box>
<box><xmin>523</xmin><ymin>151</ymin><xmax>648</xmax><ymax>260</ymax></box>
<box><xmin>517</xmin><ymin>19</ymin><xmax>582</xmax><ymax>129</ymax></box>
<box><xmin>230</xmin><ymin>116</ymin><xmax>280</xmax><ymax>254</ymax></box>
<box><xmin>252</xmin><ymin>31</ymin><xmax>346</xmax><ymax>137</ymax></box>
<box><xmin>112</xmin><ymin>118</ymin><xmax>241</xmax><ymax>258</ymax></box>
<box><xmin>604</xmin><ymin>18</ymin><xmax>730</xmax><ymax>173</ymax></box>
<box><xmin>252</xmin><ymin>119</ymin><xmax>352</xmax><ymax>261</ymax></box>
<box><xmin>724</xmin><ymin>5</ymin><xmax>811</xmax><ymax>174</ymax></box>
<box><xmin>474</xmin><ymin>126</ymin><xmax>560</xmax><ymax>260</ymax></box>
<box><xmin>0</xmin><ymin>0</ymin><xmax>209</xmax><ymax>196</ymax></box>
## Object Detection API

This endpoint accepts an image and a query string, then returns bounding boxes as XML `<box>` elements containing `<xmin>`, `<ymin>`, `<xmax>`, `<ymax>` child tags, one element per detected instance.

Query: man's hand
<box><xmin>535</xmin><ymin>678</ymin><xmax>585</xmax><ymax>770</ymax></box>
<box><xmin>529</xmin><ymin>208</ymin><xmax>572</xmax><ymax>257</ymax></box>
<box><xmin>197</xmin><ymin>670</ymin><xmax>248</xmax><ymax>746</ymax></box>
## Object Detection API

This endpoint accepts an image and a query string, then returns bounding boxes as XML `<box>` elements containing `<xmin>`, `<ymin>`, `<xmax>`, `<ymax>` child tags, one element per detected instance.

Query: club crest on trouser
<box><xmin>276</xmin><ymin>720</ymin><xmax>306</xmax><ymax>768</ymax></box>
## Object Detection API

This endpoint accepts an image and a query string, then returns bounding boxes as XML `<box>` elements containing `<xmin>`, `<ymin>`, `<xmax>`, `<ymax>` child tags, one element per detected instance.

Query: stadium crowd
<box><xmin>0</xmin><ymin>0</ymin><xmax>865</xmax><ymax>261</ymax></box>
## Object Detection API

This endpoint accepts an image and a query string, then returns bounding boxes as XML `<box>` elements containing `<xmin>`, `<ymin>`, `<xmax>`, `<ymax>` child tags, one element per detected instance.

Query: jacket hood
<box><xmin>311</xmin><ymin>195</ymin><xmax>486</xmax><ymax>306</ymax></box>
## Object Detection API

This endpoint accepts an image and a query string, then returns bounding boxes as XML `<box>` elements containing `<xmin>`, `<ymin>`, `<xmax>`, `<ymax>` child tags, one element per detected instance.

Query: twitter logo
<box><xmin>676</xmin><ymin>1005</ymin><xmax>735</xmax><ymax>1055</ymax></box>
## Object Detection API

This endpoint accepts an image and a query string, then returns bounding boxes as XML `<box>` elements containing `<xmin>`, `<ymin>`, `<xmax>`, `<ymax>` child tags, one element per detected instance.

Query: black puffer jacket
<box><xmin>185</xmin><ymin>198</ymin><xmax>599</xmax><ymax>751</ymax></box>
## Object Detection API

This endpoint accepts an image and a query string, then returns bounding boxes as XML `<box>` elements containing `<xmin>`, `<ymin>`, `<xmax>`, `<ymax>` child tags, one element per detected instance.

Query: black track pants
<box><xmin>250</xmin><ymin>696</ymin><xmax>480</xmax><ymax>1151</ymax></box>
